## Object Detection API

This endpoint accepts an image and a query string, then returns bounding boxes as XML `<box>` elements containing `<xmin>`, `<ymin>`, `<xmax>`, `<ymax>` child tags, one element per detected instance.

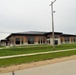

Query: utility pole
<box><xmin>50</xmin><ymin>0</ymin><xmax>56</xmax><ymax>50</ymax></box>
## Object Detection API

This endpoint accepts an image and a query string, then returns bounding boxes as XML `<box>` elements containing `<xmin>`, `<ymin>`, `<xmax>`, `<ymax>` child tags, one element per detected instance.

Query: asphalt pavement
<box><xmin>0</xmin><ymin>59</ymin><xmax>76</xmax><ymax>75</ymax></box>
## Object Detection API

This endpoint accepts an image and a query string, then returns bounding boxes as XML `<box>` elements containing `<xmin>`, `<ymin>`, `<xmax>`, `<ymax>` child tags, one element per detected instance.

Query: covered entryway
<box><xmin>46</xmin><ymin>38</ymin><xmax>61</xmax><ymax>45</ymax></box>
<box><xmin>54</xmin><ymin>40</ymin><xmax>58</xmax><ymax>45</ymax></box>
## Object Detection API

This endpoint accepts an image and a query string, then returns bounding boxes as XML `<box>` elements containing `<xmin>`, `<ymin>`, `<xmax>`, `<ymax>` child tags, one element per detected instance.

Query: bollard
<box><xmin>12</xmin><ymin>71</ymin><xmax>15</xmax><ymax>75</ymax></box>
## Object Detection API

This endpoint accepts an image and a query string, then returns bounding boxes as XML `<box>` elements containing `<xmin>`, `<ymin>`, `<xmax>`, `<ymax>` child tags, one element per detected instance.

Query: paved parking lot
<box><xmin>0</xmin><ymin>59</ymin><xmax>76</xmax><ymax>75</ymax></box>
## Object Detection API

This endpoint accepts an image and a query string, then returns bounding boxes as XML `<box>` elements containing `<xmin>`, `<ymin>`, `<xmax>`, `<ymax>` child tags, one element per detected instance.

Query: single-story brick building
<box><xmin>0</xmin><ymin>31</ymin><xmax>76</xmax><ymax>46</ymax></box>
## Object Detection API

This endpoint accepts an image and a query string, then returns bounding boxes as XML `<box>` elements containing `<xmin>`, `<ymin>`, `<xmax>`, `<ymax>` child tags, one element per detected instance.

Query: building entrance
<box><xmin>54</xmin><ymin>40</ymin><xmax>58</xmax><ymax>45</ymax></box>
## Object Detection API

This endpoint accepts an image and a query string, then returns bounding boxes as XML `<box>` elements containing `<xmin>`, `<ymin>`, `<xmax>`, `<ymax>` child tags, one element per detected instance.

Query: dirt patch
<box><xmin>0</xmin><ymin>55</ymin><xmax>76</xmax><ymax>74</ymax></box>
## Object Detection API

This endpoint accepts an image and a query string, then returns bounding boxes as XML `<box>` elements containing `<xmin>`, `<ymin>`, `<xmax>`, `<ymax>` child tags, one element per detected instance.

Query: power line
<box><xmin>55</xmin><ymin>14</ymin><xmax>76</xmax><ymax>22</ymax></box>
<box><xmin>55</xmin><ymin>15</ymin><xmax>76</xmax><ymax>24</ymax></box>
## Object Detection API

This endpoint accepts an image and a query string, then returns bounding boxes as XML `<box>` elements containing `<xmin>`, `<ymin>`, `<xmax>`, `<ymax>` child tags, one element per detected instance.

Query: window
<box><xmin>41</xmin><ymin>38</ymin><xmax>43</xmax><ymax>44</ymax></box>
<box><xmin>22</xmin><ymin>38</ymin><xmax>24</xmax><ymax>44</ymax></box>
<box><xmin>38</xmin><ymin>38</ymin><xmax>41</xmax><ymax>44</ymax></box>
<box><xmin>47</xmin><ymin>35</ymin><xmax>50</xmax><ymax>38</ymax></box>
<box><xmin>65</xmin><ymin>37</ymin><xmax>69</xmax><ymax>43</ymax></box>
<box><xmin>49</xmin><ymin>40</ymin><xmax>50</xmax><ymax>44</ymax></box>
<box><xmin>43</xmin><ymin>38</ymin><xmax>45</xmax><ymax>43</ymax></box>
<box><xmin>47</xmin><ymin>40</ymin><xmax>50</xmax><ymax>44</ymax></box>
<box><xmin>38</xmin><ymin>38</ymin><xmax>45</xmax><ymax>44</ymax></box>
<box><xmin>15</xmin><ymin>38</ymin><xmax>20</xmax><ymax>44</ymax></box>
<box><xmin>72</xmin><ymin>38</ymin><xmax>75</xmax><ymax>42</ymax></box>
<box><xmin>28</xmin><ymin>37</ymin><xmax>34</xmax><ymax>44</ymax></box>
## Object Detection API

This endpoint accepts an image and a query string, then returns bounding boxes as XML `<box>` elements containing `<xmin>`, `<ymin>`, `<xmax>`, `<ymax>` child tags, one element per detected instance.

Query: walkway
<box><xmin>0</xmin><ymin>48</ymin><xmax>76</xmax><ymax>59</ymax></box>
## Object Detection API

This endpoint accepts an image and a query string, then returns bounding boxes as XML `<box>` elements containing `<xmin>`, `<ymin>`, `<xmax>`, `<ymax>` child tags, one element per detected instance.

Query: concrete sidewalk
<box><xmin>0</xmin><ymin>48</ymin><xmax>76</xmax><ymax>59</ymax></box>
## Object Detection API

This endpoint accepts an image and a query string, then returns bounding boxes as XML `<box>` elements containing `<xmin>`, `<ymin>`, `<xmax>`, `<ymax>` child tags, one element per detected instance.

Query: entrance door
<box><xmin>54</xmin><ymin>40</ymin><xmax>58</xmax><ymax>45</ymax></box>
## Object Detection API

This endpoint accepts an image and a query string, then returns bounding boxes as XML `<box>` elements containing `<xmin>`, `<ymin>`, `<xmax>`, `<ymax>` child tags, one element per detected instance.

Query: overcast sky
<box><xmin>0</xmin><ymin>0</ymin><xmax>76</xmax><ymax>39</ymax></box>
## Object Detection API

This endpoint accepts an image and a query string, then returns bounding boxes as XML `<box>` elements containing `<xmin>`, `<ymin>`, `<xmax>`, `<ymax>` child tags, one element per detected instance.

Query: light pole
<box><xmin>50</xmin><ymin>0</ymin><xmax>56</xmax><ymax>50</ymax></box>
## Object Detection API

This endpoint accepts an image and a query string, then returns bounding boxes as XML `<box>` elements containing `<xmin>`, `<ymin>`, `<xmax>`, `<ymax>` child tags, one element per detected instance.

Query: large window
<box><xmin>65</xmin><ymin>37</ymin><xmax>69</xmax><ymax>43</ymax></box>
<box><xmin>28</xmin><ymin>37</ymin><xmax>34</xmax><ymax>44</ymax></box>
<box><xmin>38</xmin><ymin>38</ymin><xmax>45</xmax><ymax>44</ymax></box>
<box><xmin>22</xmin><ymin>38</ymin><xmax>24</xmax><ymax>44</ymax></box>
<box><xmin>38</xmin><ymin>38</ymin><xmax>41</xmax><ymax>44</ymax></box>
<box><xmin>72</xmin><ymin>38</ymin><xmax>76</xmax><ymax>42</ymax></box>
<box><xmin>15</xmin><ymin>38</ymin><xmax>20</xmax><ymax>44</ymax></box>
<box><xmin>43</xmin><ymin>38</ymin><xmax>45</xmax><ymax>43</ymax></box>
<box><xmin>41</xmin><ymin>38</ymin><xmax>43</xmax><ymax>44</ymax></box>
<box><xmin>47</xmin><ymin>40</ymin><xmax>50</xmax><ymax>44</ymax></box>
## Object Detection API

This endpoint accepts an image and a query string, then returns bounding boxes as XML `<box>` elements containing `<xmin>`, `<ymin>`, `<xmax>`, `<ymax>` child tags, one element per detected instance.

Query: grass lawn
<box><xmin>0</xmin><ymin>50</ymin><xmax>76</xmax><ymax>67</ymax></box>
<box><xmin>0</xmin><ymin>44</ymin><xmax>76</xmax><ymax>56</ymax></box>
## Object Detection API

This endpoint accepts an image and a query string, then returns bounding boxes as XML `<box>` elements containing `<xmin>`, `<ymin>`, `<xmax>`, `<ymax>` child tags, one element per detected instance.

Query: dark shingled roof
<box><xmin>61</xmin><ymin>34</ymin><xmax>75</xmax><ymax>36</ymax></box>
<box><xmin>46</xmin><ymin>32</ymin><xmax>63</xmax><ymax>34</ymax></box>
<box><xmin>13</xmin><ymin>31</ymin><xmax>48</xmax><ymax>35</ymax></box>
<box><xmin>6</xmin><ymin>31</ymin><xmax>48</xmax><ymax>39</ymax></box>
<box><xmin>5</xmin><ymin>31</ymin><xmax>76</xmax><ymax>39</ymax></box>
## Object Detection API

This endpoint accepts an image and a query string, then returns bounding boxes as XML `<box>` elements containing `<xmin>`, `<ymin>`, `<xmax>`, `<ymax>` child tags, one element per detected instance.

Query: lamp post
<box><xmin>50</xmin><ymin>0</ymin><xmax>56</xmax><ymax>50</ymax></box>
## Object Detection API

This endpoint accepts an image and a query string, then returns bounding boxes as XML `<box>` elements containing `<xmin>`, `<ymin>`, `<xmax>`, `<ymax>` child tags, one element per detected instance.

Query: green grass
<box><xmin>0</xmin><ymin>44</ymin><xmax>76</xmax><ymax>56</ymax></box>
<box><xmin>0</xmin><ymin>50</ymin><xmax>76</xmax><ymax>67</ymax></box>
<box><xmin>0</xmin><ymin>46</ymin><xmax>5</xmax><ymax>48</ymax></box>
